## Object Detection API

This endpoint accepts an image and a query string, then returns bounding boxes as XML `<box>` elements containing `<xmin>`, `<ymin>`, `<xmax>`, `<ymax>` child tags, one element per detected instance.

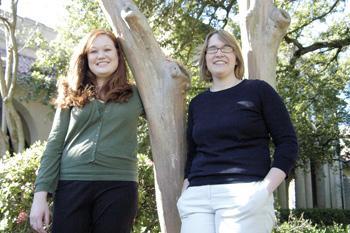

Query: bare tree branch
<box><xmin>286</xmin><ymin>35</ymin><xmax>350</xmax><ymax>65</ymax></box>
<box><xmin>288</xmin><ymin>0</ymin><xmax>340</xmax><ymax>34</ymax></box>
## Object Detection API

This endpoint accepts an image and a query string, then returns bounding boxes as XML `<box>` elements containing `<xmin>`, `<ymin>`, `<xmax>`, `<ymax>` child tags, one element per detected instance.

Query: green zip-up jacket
<box><xmin>35</xmin><ymin>87</ymin><xmax>143</xmax><ymax>193</ymax></box>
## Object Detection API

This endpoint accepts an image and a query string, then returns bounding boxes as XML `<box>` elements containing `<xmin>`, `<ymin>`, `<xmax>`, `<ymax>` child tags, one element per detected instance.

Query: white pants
<box><xmin>177</xmin><ymin>182</ymin><xmax>276</xmax><ymax>233</ymax></box>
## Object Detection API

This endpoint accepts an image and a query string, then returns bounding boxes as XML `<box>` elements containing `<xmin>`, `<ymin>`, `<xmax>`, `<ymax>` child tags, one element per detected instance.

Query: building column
<box><xmin>329</xmin><ymin>159</ymin><xmax>343</xmax><ymax>209</ymax></box>
<box><xmin>295</xmin><ymin>160</ymin><xmax>313</xmax><ymax>208</ymax></box>
<box><xmin>276</xmin><ymin>180</ymin><xmax>288</xmax><ymax>209</ymax></box>
<box><xmin>304</xmin><ymin>161</ymin><xmax>313</xmax><ymax>208</ymax></box>
<box><xmin>295</xmin><ymin>167</ymin><xmax>306</xmax><ymax>208</ymax></box>
<box><xmin>316</xmin><ymin>163</ymin><xmax>331</xmax><ymax>208</ymax></box>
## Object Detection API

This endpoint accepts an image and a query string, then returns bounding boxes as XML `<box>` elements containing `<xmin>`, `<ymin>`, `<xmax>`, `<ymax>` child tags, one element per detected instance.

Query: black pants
<box><xmin>52</xmin><ymin>180</ymin><xmax>138</xmax><ymax>233</ymax></box>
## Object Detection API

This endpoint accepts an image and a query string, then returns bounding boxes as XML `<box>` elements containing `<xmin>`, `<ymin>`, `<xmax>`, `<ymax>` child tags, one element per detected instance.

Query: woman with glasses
<box><xmin>177</xmin><ymin>30</ymin><xmax>298</xmax><ymax>233</ymax></box>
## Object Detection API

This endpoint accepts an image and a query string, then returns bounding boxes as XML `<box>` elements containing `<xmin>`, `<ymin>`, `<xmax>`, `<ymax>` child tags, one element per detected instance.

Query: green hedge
<box><xmin>274</xmin><ymin>212</ymin><xmax>349</xmax><ymax>233</ymax></box>
<box><xmin>278</xmin><ymin>208</ymin><xmax>350</xmax><ymax>226</ymax></box>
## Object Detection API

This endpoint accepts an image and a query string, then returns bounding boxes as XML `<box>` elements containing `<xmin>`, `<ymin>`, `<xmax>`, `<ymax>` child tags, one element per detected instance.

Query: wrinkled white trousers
<box><xmin>177</xmin><ymin>182</ymin><xmax>276</xmax><ymax>233</ymax></box>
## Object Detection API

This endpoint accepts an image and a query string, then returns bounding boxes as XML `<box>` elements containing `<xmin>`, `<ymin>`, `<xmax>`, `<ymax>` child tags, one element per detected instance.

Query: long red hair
<box><xmin>55</xmin><ymin>29</ymin><xmax>132</xmax><ymax>109</ymax></box>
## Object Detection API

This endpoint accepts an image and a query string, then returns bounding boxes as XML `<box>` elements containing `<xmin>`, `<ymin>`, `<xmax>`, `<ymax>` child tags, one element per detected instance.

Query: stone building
<box><xmin>0</xmin><ymin>11</ymin><xmax>57</xmax><ymax>146</ymax></box>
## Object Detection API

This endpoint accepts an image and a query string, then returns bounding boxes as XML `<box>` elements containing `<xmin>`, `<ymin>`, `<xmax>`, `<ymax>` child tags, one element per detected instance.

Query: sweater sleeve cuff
<box><xmin>271</xmin><ymin>156</ymin><xmax>296</xmax><ymax>177</ymax></box>
<box><xmin>34</xmin><ymin>183</ymin><xmax>56</xmax><ymax>194</ymax></box>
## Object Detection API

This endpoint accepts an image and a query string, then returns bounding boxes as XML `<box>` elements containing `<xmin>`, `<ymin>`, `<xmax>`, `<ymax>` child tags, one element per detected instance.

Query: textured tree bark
<box><xmin>0</xmin><ymin>0</ymin><xmax>25</xmax><ymax>154</ymax></box>
<box><xmin>238</xmin><ymin>0</ymin><xmax>292</xmax><ymax>207</ymax></box>
<box><xmin>0</xmin><ymin>130</ymin><xmax>8</xmax><ymax>156</ymax></box>
<box><xmin>98</xmin><ymin>1</ymin><xmax>189</xmax><ymax>232</ymax></box>
<box><xmin>0</xmin><ymin>59</ymin><xmax>9</xmax><ymax>156</ymax></box>
<box><xmin>5</xmin><ymin>99</ymin><xmax>24</xmax><ymax>152</ymax></box>
<box><xmin>238</xmin><ymin>0</ymin><xmax>291</xmax><ymax>88</ymax></box>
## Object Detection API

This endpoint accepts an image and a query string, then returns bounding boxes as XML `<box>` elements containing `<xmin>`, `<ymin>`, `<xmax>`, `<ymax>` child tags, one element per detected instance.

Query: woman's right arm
<box><xmin>30</xmin><ymin>107</ymin><xmax>71</xmax><ymax>232</ymax></box>
<box><xmin>30</xmin><ymin>192</ymin><xmax>50</xmax><ymax>233</ymax></box>
<box><xmin>34</xmin><ymin>107</ymin><xmax>71</xmax><ymax>193</ymax></box>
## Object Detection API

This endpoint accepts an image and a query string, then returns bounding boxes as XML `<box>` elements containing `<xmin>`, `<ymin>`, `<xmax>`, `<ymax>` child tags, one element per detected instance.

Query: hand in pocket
<box><xmin>240</xmin><ymin>182</ymin><xmax>270</xmax><ymax>214</ymax></box>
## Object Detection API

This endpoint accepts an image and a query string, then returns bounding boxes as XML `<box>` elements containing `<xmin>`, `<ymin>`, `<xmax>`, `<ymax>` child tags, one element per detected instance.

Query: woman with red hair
<box><xmin>30</xmin><ymin>29</ymin><xmax>143</xmax><ymax>233</ymax></box>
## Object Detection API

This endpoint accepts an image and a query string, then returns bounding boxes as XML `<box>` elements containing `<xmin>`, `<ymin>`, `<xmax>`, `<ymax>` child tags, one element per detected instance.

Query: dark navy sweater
<box><xmin>185</xmin><ymin>79</ymin><xmax>298</xmax><ymax>186</ymax></box>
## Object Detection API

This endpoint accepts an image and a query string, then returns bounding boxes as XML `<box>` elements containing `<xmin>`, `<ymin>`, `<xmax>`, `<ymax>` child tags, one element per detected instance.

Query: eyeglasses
<box><xmin>206</xmin><ymin>45</ymin><xmax>233</xmax><ymax>54</ymax></box>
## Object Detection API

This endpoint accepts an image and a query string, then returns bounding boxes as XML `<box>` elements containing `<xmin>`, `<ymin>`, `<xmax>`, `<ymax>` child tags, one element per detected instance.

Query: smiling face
<box><xmin>205</xmin><ymin>33</ymin><xmax>237</xmax><ymax>81</ymax></box>
<box><xmin>87</xmin><ymin>34</ymin><xmax>119</xmax><ymax>85</ymax></box>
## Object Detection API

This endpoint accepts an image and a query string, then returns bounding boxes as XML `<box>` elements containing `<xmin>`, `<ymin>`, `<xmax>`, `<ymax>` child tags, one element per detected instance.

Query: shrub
<box><xmin>0</xmin><ymin>141</ymin><xmax>46</xmax><ymax>233</ymax></box>
<box><xmin>273</xmin><ymin>212</ymin><xmax>350</xmax><ymax>233</ymax></box>
<box><xmin>0</xmin><ymin>142</ymin><xmax>160</xmax><ymax>233</ymax></box>
<box><xmin>134</xmin><ymin>154</ymin><xmax>160</xmax><ymax>233</ymax></box>
<box><xmin>278</xmin><ymin>208</ymin><xmax>350</xmax><ymax>226</ymax></box>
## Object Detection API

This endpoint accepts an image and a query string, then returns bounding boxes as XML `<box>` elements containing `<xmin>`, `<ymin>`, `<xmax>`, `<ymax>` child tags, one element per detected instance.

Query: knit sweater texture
<box><xmin>35</xmin><ymin>87</ymin><xmax>143</xmax><ymax>193</ymax></box>
<box><xmin>185</xmin><ymin>79</ymin><xmax>298</xmax><ymax>186</ymax></box>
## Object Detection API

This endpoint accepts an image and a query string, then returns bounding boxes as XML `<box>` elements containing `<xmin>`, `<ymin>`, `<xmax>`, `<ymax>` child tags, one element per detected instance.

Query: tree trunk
<box><xmin>98</xmin><ymin>1</ymin><xmax>189</xmax><ymax>232</ymax></box>
<box><xmin>0</xmin><ymin>0</ymin><xmax>25</xmax><ymax>154</ymax></box>
<box><xmin>5</xmin><ymin>99</ymin><xmax>25</xmax><ymax>152</ymax></box>
<box><xmin>0</xmin><ymin>129</ymin><xmax>8</xmax><ymax>156</ymax></box>
<box><xmin>238</xmin><ymin>0</ymin><xmax>292</xmax><ymax>208</ymax></box>
<box><xmin>238</xmin><ymin>0</ymin><xmax>291</xmax><ymax>87</ymax></box>
<box><xmin>0</xmin><ymin>58</ymin><xmax>9</xmax><ymax>156</ymax></box>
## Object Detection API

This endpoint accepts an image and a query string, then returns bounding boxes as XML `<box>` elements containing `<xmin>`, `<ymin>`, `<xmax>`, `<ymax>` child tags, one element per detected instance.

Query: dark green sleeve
<box><xmin>133</xmin><ymin>85</ymin><xmax>145</xmax><ymax>115</ymax></box>
<box><xmin>34</xmin><ymin>107</ymin><xmax>71</xmax><ymax>194</ymax></box>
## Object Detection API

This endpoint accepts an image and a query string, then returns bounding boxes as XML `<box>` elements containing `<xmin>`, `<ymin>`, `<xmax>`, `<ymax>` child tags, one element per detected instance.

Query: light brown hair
<box><xmin>198</xmin><ymin>29</ymin><xmax>244</xmax><ymax>82</ymax></box>
<box><xmin>55</xmin><ymin>29</ymin><xmax>132</xmax><ymax>109</ymax></box>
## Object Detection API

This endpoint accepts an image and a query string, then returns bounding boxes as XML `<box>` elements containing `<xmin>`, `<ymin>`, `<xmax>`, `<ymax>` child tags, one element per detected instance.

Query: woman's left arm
<box><xmin>259</xmin><ymin>81</ymin><xmax>299</xmax><ymax>180</ymax></box>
